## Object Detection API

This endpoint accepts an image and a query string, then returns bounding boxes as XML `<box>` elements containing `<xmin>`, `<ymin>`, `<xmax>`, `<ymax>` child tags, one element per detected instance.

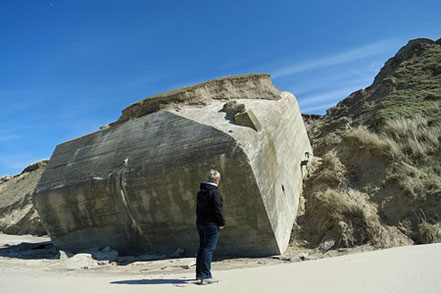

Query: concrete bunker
<box><xmin>33</xmin><ymin>74</ymin><xmax>312</xmax><ymax>257</ymax></box>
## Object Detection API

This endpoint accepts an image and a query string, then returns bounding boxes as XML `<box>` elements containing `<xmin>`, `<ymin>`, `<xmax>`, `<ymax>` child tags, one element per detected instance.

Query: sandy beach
<box><xmin>1</xmin><ymin>234</ymin><xmax>440</xmax><ymax>294</ymax></box>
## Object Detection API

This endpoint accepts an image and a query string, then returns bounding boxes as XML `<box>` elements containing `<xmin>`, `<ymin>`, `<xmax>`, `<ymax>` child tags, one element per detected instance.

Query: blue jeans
<box><xmin>196</xmin><ymin>224</ymin><xmax>220</xmax><ymax>279</ymax></box>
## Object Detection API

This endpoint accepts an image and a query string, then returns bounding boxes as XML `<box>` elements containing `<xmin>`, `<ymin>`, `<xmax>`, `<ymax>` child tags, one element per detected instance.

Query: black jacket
<box><xmin>196</xmin><ymin>182</ymin><xmax>226</xmax><ymax>226</ymax></box>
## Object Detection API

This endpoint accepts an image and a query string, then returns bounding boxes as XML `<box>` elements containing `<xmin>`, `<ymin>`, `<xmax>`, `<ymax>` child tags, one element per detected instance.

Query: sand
<box><xmin>1</xmin><ymin>234</ymin><xmax>440</xmax><ymax>293</ymax></box>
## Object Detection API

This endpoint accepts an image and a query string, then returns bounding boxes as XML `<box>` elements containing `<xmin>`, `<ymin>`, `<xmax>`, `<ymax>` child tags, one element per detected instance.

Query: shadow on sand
<box><xmin>111</xmin><ymin>278</ymin><xmax>195</xmax><ymax>285</ymax></box>
<box><xmin>0</xmin><ymin>241</ymin><xmax>58</xmax><ymax>259</ymax></box>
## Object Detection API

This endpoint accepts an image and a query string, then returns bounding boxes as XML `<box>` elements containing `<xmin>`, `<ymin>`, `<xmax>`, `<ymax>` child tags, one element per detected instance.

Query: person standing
<box><xmin>195</xmin><ymin>169</ymin><xmax>225</xmax><ymax>285</ymax></box>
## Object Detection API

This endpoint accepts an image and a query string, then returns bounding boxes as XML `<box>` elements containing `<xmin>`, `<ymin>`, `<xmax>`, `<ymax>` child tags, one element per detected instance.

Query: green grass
<box><xmin>374</xmin><ymin>45</ymin><xmax>441</xmax><ymax>125</ymax></box>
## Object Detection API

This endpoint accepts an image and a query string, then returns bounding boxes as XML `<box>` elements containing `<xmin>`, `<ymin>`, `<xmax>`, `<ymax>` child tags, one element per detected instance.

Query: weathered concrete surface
<box><xmin>33</xmin><ymin>73</ymin><xmax>312</xmax><ymax>257</ymax></box>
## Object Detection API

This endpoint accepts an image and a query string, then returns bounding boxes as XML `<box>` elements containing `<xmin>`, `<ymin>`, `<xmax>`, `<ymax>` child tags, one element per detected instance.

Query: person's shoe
<box><xmin>200</xmin><ymin>277</ymin><xmax>219</xmax><ymax>285</ymax></box>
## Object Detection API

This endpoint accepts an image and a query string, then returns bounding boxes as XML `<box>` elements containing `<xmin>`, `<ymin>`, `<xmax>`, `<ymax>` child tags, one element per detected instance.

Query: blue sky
<box><xmin>0</xmin><ymin>0</ymin><xmax>440</xmax><ymax>176</ymax></box>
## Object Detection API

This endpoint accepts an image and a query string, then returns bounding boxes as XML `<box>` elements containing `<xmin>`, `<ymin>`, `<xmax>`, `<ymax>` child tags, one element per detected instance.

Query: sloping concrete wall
<box><xmin>33</xmin><ymin>74</ymin><xmax>312</xmax><ymax>257</ymax></box>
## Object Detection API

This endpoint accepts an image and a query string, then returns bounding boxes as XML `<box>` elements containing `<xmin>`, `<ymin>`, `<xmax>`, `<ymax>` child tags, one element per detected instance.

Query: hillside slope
<box><xmin>297</xmin><ymin>38</ymin><xmax>441</xmax><ymax>251</ymax></box>
<box><xmin>0</xmin><ymin>161</ymin><xmax>48</xmax><ymax>235</ymax></box>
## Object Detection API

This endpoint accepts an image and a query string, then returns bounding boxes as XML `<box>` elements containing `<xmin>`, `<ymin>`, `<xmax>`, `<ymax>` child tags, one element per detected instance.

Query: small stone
<box><xmin>305</xmin><ymin>253</ymin><xmax>324</xmax><ymax>261</ymax></box>
<box><xmin>271</xmin><ymin>255</ymin><xmax>292</xmax><ymax>262</ymax></box>
<box><xmin>319</xmin><ymin>239</ymin><xmax>336</xmax><ymax>252</ymax></box>
<box><xmin>63</xmin><ymin>253</ymin><xmax>98</xmax><ymax>270</ymax></box>
<box><xmin>90</xmin><ymin>249</ymin><xmax>119</xmax><ymax>261</ymax></box>
<box><xmin>234</xmin><ymin>110</ymin><xmax>262</xmax><ymax>131</ymax></box>
<box><xmin>297</xmin><ymin>253</ymin><xmax>309</xmax><ymax>261</ymax></box>
<box><xmin>221</xmin><ymin>101</ymin><xmax>246</xmax><ymax>119</ymax></box>
<box><xmin>59</xmin><ymin>250</ymin><xmax>73</xmax><ymax>260</ymax></box>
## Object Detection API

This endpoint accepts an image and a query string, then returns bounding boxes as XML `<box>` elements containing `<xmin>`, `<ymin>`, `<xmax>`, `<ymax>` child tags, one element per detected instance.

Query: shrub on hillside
<box><xmin>299</xmin><ymin>116</ymin><xmax>440</xmax><ymax>249</ymax></box>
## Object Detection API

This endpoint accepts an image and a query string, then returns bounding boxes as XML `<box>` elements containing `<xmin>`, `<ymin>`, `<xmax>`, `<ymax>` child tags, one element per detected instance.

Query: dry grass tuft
<box><xmin>342</xmin><ymin>116</ymin><xmax>441</xmax><ymax>163</ymax></box>
<box><xmin>380</xmin><ymin>115</ymin><xmax>441</xmax><ymax>160</ymax></box>
<box><xmin>417</xmin><ymin>221</ymin><xmax>441</xmax><ymax>244</ymax></box>
<box><xmin>306</xmin><ymin>151</ymin><xmax>347</xmax><ymax>192</ymax></box>
<box><xmin>301</xmin><ymin>188</ymin><xmax>385</xmax><ymax>248</ymax></box>
<box><xmin>343</xmin><ymin>127</ymin><xmax>403</xmax><ymax>161</ymax></box>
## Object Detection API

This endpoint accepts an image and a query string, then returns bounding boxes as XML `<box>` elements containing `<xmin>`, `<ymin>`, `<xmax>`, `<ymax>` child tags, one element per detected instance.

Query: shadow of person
<box><xmin>111</xmin><ymin>278</ymin><xmax>195</xmax><ymax>285</ymax></box>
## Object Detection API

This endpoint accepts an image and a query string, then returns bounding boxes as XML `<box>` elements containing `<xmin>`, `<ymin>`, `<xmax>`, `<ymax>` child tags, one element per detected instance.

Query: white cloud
<box><xmin>271</xmin><ymin>40</ymin><xmax>394</xmax><ymax>79</ymax></box>
<box><xmin>0</xmin><ymin>134</ymin><xmax>19</xmax><ymax>142</ymax></box>
<box><xmin>288</xmin><ymin>70</ymin><xmax>374</xmax><ymax>97</ymax></box>
<box><xmin>298</xmin><ymin>87</ymin><xmax>359</xmax><ymax>107</ymax></box>
<box><xmin>297</xmin><ymin>85</ymin><xmax>366</xmax><ymax>114</ymax></box>
<box><xmin>300</xmin><ymin>102</ymin><xmax>337</xmax><ymax>114</ymax></box>
<box><xmin>0</xmin><ymin>130</ymin><xmax>20</xmax><ymax>142</ymax></box>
